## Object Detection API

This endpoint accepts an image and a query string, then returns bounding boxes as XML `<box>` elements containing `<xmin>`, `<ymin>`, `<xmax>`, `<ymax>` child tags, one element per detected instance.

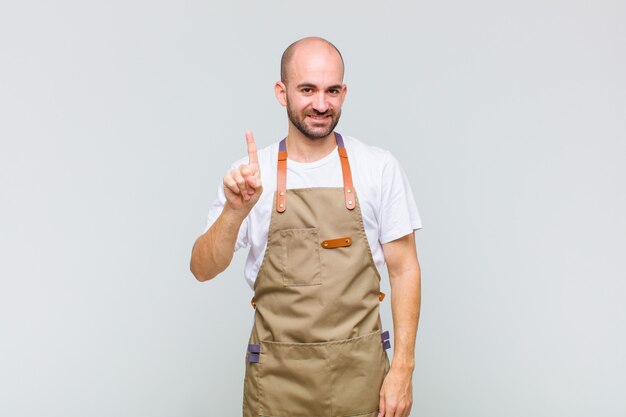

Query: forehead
<box><xmin>286</xmin><ymin>45</ymin><xmax>344</xmax><ymax>86</ymax></box>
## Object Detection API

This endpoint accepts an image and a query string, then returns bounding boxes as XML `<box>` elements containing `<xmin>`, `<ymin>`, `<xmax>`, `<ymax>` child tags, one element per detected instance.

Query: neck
<box><xmin>285</xmin><ymin>125</ymin><xmax>336</xmax><ymax>163</ymax></box>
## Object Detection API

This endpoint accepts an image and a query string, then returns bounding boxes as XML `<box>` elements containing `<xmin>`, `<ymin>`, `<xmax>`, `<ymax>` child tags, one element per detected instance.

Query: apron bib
<box><xmin>243</xmin><ymin>133</ymin><xmax>390</xmax><ymax>417</ymax></box>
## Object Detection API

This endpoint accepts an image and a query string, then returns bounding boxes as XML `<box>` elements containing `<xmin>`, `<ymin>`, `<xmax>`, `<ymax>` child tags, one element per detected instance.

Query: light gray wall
<box><xmin>1</xmin><ymin>1</ymin><xmax>624</xmax><ymax>416</ymax></box>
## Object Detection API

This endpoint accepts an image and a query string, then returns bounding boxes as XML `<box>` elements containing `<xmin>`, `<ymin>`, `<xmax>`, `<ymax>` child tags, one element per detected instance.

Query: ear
<box><xmin>339</xmin><ymin>83</ymin><xmax>348</xmax><ymax>105</ymax></box>
<box><xmin>274</xmin><ymin>81</ymin><xmax>287</xmax><ymax>107</ymax></box>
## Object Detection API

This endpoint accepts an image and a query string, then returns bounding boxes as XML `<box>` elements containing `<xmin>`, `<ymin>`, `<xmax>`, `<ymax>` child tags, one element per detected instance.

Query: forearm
<box><xmin>190</xmin><ymin>206</ymin><xmax>247</xmax><ymax>282</ymax></box>
<box><xmin>389</xmin><ymin>264</ymin><xmax>421</xmax><ymax>370</ymax></box>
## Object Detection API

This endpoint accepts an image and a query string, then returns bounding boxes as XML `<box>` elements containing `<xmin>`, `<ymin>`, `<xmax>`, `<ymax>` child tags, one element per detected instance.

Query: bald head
<box><xmin>280</xmin><ymin>37</ymin><xmax>345</xmax><ymax>84</ymax></box>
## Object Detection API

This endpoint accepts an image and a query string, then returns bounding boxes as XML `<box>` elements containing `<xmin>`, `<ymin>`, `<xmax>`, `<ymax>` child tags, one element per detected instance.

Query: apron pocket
<box><xmin>329</xmin><ymin>331</ymin><xmax>390</xmax><ymax>416</ymax></box>
<box><xmin>258</xmin><ymin>342</ymin><xmax>331</xmax><ymax>417</ymax></box>
<box><xmin>280</xmin><ymin>228</ymin><xmax>322</xmax><ymax>287</ymax></box>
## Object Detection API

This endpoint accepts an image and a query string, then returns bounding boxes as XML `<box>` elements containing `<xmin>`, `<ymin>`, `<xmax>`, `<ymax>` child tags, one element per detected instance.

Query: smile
<box><xmin>307</xmin><ymin>115</ymin><xmax>331</xmax><ymax>121</ymax></box>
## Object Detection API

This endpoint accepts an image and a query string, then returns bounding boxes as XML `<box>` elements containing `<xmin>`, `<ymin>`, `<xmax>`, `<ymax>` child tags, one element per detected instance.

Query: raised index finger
<box><xmin>245</xmin><ymin>130</ymin><xmax>258</xmax><ymax>166</ymax></box>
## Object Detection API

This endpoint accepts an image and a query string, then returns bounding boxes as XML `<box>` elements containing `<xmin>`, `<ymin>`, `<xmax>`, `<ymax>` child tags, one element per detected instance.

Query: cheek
<box><xmin>292</xmin><ymin>99</ymin><xmax>310</xmax><ymax>112</ymax></box>
<box><xmin>330</xmin><ymin>97</ymin><xmax>343</xmax><ymax>110</ymax></box>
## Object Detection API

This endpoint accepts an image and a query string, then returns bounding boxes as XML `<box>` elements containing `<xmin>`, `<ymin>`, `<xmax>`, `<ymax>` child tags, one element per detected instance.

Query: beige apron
<box><xmin>243</xmin><ymin>133</ymin><xmax>390</xmax><ymax>417</ymax></box>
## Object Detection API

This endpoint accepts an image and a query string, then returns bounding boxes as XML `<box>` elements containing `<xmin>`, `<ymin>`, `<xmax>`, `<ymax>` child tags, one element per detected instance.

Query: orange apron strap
<box><xmin>275</xmin><ymin>133</ymin><xmax>355</xmax><ymax>212</ymax></box>
<box><xmin>276</xmin><ymin>139</ymin><xmax>287</xmax><ymax>213</ymax></box>
<box><xmin>335</xmin><ymin>133</ymin><xmax>355</xmax><ymax>210</ymax></box>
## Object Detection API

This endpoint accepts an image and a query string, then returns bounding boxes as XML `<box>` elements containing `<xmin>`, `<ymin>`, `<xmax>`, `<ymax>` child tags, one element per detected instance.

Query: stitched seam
<box><xmin>353</xmin><ymin>191</ymin><xmax>382</xmax><ymax>287</ymax></box>
<box><xmin>253</xmin><ymin>193</ymin><xmax>279</xmax><ymax>292</ymax></box>
<box><xmin>260</xmin><ymin>329</ymin><xmax>381</xmax><ymax>347</ymax></box>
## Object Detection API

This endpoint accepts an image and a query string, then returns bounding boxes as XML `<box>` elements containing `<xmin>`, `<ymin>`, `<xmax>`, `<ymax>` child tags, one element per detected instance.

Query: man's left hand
<box><xmin>377</xmin><ymin>366</ymin><xmax>413</xmax><ymax>417</ymax></box>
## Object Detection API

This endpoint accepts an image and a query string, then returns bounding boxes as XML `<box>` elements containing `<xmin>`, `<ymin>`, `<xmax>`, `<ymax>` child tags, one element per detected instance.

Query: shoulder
<box><xmin>340</xmin><ymin>134</ymin><xmax>394</xmax><ymax>193</ymax></box>
<box><xmin>341</xmin><ymin>134</ymin><xmax>412</xmax><ymax>200</ymax></box>
<box><xmin>342</xmin><ymin>134</ymin><xmax>398</xmax><ymax>170</ymax></box>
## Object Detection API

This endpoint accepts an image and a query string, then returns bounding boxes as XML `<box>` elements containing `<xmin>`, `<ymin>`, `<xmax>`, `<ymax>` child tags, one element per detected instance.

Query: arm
<box><xmin>378</xmin><ymin>232</ymin><xmax>421</xmax><ymax>417</ymax></box>
<box><xmin>190</xmin><ymin>131</ymin><xmax>263</xmax><ymax>282</ymax></box>
<box><xmin>190</xmin><ymin>205</ymin><xmax>249</xmax><ymax>282</ymax></box>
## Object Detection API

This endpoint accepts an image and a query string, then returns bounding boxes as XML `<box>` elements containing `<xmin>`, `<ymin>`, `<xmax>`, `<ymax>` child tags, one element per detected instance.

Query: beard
<box><xmin>286</xmin><ymin>98</ymin><xmax>341</xmax><ymax>140</ymax></box>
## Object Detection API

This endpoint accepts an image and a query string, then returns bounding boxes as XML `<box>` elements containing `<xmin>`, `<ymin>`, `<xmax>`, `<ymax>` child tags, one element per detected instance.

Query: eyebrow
<box><xmin>296</xmin><ymin>83</ymin><xmax>343</xmax><ymax>90</ymax></box>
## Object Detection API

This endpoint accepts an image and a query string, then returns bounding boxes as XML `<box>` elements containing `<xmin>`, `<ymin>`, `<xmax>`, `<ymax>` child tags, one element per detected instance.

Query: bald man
<box><xmin>191</xmin><ymin>37</ymin><xmax>422</xmax><ymax>417</ymax></box>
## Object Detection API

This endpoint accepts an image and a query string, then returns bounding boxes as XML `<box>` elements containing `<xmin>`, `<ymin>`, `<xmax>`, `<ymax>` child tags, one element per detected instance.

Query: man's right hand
<box><xmin>190</xmin><ymin>131</ymin><xmax>262</xmax><ymax>282</ymax></box>
<box><xmin>222</xmin><ymin>131</ymin><xmax>263</xmax><ymax>214</ymax></box>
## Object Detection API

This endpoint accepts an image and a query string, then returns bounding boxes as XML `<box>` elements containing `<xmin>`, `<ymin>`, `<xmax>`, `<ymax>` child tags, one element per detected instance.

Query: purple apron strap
<box><xmin>247</xmin><ymin>343</ymin><xmax>260</xmax><ymax>363</ymax></box>
<box><xmin>334</xmin><ymin>132</ymin><xmax>345</xmax><ymax>148</ymax></box>
<box><xmin>381</xmin><ymin>330</ymin><xmax>391</xmax><ymax>351</ymax></box>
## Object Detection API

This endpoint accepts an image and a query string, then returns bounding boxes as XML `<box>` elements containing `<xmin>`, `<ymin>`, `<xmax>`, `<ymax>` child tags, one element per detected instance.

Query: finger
<box><xmin>241</xmin><ymin>165</ymin><xmax>260</xmax><ymax>191</ymax></box>
<box><xmin>223</xmin><ymin>173</ymin><xmax>241</xmax><ymax>196</ymax></box>
<box><xmin>378</xmin><ymin>394</ymin><xmax>385</xmax><ymax>417</ymax></box>
<box><xmin>245</xmin><ymin>130</ymin><xmax>259</xmax><ymax>167</ymax></box>
<box><xmin>232</xmin><ymin>168</ymin><xmax>250</xmax><ymax>200</ymax></box>
<box><xmin>246</xmin><ymin>175</ymin><xmax>260</xmax><ymax>192</ymax></box>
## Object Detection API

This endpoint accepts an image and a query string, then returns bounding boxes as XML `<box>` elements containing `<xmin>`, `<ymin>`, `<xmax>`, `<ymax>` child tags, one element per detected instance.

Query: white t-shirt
<box><xmin>204</xmin><ymin>135</ymin><xmax>422</xmax><ymax>289</ymax></box>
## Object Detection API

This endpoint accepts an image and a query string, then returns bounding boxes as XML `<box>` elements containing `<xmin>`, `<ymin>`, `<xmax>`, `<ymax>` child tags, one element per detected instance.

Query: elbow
<box><xmin>190</xmin><ymin>259</ymin><xmax>217</xmax><ymax>282</ymax></box>
<box><xmin>191</xmin><ymin>269</ymin><xmax>210</xmax><ymax>282</ymax></box>
<box><xmin>189</xmin><ymin>236</ymin><xmax>231</xmax><ymax>282</ymax></box>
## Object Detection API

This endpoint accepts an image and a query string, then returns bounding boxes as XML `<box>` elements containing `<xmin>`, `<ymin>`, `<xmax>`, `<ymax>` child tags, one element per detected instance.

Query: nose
<box><xmin>311</xmin><ymin>92</ymin><xmax>329</xmax><ymax>113</ymax></box>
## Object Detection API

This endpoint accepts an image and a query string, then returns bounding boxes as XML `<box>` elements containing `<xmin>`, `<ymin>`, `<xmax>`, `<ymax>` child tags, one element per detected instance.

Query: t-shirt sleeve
<box><xmin>378</xmin><ymin>152</ymin><xmax>422</xmax><ymax>244</ymax></box>
<box><xmin>202</xmin><ymin>170</ymin><xmax>250</xmax><ymax>252</ymax></box>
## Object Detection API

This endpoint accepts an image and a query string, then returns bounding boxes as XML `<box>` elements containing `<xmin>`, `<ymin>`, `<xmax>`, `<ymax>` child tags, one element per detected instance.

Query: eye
<box><xmin>301</xmin><ymin>87</ymin><xmax>313</xmax><ymax>94</ymax></box>
<box><xmin>328</xmin><ymin>88</ymin><xmax>340</xmax><ymax>95</ymax></box>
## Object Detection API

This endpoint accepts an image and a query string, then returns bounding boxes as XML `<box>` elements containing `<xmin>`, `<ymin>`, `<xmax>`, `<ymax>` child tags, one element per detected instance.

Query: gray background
<box><xmin>1</xmin><ymin>1</ymin><xmax>624</xmax><ymax>416</ymax></box>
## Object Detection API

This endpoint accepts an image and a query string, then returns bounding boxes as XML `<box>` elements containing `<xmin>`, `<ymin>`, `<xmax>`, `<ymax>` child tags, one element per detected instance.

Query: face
<box><xmin>276</xmin><ymin>46</ymin><xmax>347</xmax><ymax>140</ymax></box>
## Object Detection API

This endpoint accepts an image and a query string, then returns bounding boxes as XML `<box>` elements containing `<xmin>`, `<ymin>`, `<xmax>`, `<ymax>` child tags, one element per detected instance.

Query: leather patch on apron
<box><xmin>321</xmin><ymin>237</ymin><xmax>352</xmax><ymax>249</ymax></box>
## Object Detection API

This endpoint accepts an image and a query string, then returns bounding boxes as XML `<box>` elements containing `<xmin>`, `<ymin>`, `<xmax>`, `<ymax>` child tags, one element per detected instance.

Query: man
<box><xmin>191</xmin><ymin>37</ymin><xmax>421</xmax><ymax>417</ymax></box>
